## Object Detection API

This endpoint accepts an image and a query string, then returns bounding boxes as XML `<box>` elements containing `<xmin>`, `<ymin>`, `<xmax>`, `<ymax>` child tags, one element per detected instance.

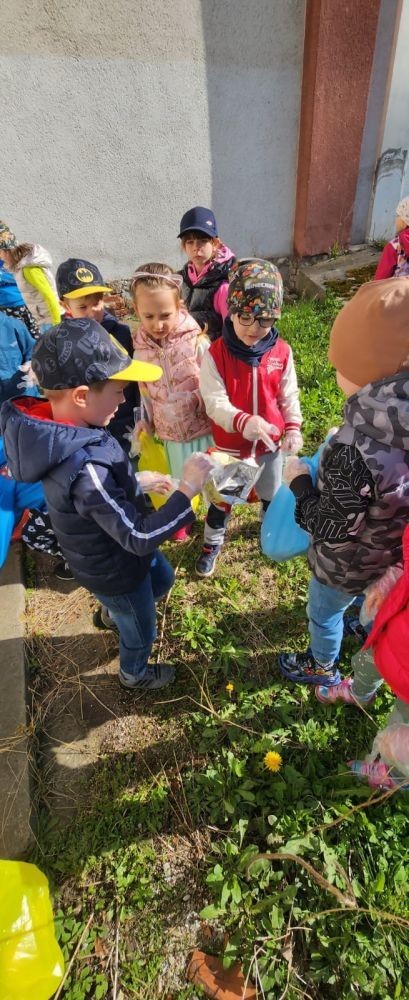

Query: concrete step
<box><xmin>0</xmin><ymin>544</ymin><xmax>33</xmax><ymax>858</ymax></box>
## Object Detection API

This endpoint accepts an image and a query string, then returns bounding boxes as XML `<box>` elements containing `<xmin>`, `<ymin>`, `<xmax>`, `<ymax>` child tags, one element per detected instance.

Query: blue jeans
<box><xmin>307</xmin><ymin>575</ymin><xmax>357</xmax><ymax>664</ymax></box>
<box><xmin>93</xmin><ymin>551</ymin><xmax>174</xmax><ymax>677</ymax></box>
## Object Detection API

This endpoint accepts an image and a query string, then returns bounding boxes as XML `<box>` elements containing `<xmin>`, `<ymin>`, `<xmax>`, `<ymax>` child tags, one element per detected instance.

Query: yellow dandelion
<box><xmin>263</xmin><ymin>751</ymin><xmax>283</xmax><ymax>773</ymax></box>
<box><xmin>225</xmin><ymin>681</ymin><xmax>234</xmax><ymax>695</ymax></box>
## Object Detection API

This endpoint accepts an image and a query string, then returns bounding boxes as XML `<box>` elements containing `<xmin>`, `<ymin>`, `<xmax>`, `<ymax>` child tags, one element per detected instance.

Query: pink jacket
<box><xmin>133</xmin><ymin>309</ymin><xmax>212</xmax><ymax>442</ymax></box>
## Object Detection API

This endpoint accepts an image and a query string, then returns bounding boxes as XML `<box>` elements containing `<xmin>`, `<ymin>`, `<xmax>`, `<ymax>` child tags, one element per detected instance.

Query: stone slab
<box><xmin>297</xmin><ymin>247</ymin><xmax>380</xmax><ymax>299</ymax></box>
<box><xmin>0</xmin><ymin>544</ymin><xmax>33</xmax><ymax>858</ymax></box>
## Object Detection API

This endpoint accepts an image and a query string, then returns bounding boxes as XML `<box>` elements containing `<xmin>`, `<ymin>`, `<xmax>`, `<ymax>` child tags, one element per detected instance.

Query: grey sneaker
<box><xmin>119</xmin><ymin>662</ymin><xmax>176</xmax><ymax>690</ymax></box>
<box><xmin>93</xmin><ymin>606</ymin><xmax>119</xmax><ymax>632</ymax></box>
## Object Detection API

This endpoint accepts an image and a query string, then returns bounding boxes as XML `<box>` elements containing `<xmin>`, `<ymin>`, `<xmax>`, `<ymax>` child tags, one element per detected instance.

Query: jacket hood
<box><xmin>398</xmin><ymin>228</ymin><xmax>409</xmax><ymax>256</ymax></box>
<box><xmin>16</xmin><ymin>244</ymin><xmax>53</xmax><ymax>270</ymax></box>
<box><xmin>0</xmin><ymin>396</ymin><xmax>103</xmax><ymax>482</ymax></box>
<box><xmin>187</xmin><ymin>244</ymin><xmax>234</xmax><ymax>284</ymax></box>
<box><xmin>343</xmin><ymin>371</ymin><xmax>409</xmax><ymax>452</ymax></box>
<box><xmin>135</xmin><ymin>308</ymin><xmax>201</xmax><ymax>350</ymax></box>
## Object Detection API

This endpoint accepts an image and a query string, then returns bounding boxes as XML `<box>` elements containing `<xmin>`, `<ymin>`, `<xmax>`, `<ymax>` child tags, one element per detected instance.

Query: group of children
<box><xmin>1</xmin><ymin>200</ymin><xmax>409</xmax><ymax>791</ymax></box>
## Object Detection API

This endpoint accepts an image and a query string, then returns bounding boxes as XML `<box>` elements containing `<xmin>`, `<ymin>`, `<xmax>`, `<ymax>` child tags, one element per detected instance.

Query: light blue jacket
<box><xmin>0</xmin><ymin>260</ymin><xmax>25</xmax><ymax>308</ymax></box>
<box><xmin>0</xmin><ymin>311</ymin><xmax>38</xmax><ymax>404</ymax></box>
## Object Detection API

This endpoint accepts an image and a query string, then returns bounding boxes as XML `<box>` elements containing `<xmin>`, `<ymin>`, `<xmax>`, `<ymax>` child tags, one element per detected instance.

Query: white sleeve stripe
<box><xmin>85</xmin><ymin>463</ymin><xmax>190</xmax><ymax>540</ymax></box>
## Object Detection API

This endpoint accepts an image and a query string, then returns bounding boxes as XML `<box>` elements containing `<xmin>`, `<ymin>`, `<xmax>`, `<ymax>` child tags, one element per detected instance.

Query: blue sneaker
<box><xmin>278</xmin><ymin>649</ymin><xmax>341</xmax><ymax>686</ymax></box>
<box><xmin>195</xmin><ymin>544</ymin><xmax>221</xmax><ymax>577</ymax></box>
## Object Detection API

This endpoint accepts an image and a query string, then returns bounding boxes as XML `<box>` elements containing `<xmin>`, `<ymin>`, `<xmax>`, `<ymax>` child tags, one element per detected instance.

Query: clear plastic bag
<box><xmin>0</xmin><ymin>860</ymin><xmax>64</xmax><ymax>999</ymax></box>
<box><xmin>202</xmin><ymin>452</ymin><xmax>262</xmax><ymax>507</ymax></box>
<box><xmin>371</xmin><ymin>723</ymin><xmax>409</xmax><ymax>778</ymax></box>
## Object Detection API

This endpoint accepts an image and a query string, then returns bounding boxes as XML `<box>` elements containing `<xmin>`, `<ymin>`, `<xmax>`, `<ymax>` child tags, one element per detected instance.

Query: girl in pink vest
<box><xmin>316</xmin><ymin>524</ymin><xmax>409</xmax><ymax>791</ymax></box>
<box><xmin>132</xmin><ymin>263</ymin><xmax>213</xmax><ymax>541</ymax></box>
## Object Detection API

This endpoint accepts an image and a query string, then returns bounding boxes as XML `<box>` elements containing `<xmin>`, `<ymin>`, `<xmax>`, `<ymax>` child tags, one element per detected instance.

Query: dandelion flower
<box><xmin>264</xmin><ymin>751</ymin><xmax>282</xmax><ymax>773</ymax></box>
<box><xmin>226</xmin><ymin>681</ymin><xmax>234</xmax><ymax>695</ymax></box>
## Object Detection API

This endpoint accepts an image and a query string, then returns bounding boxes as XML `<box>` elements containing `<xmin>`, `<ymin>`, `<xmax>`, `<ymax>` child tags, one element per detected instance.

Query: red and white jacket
<box><xmin>199</xmin><ymin>336</ymin><xmax>302</xmax><ymax>458</ymax></box>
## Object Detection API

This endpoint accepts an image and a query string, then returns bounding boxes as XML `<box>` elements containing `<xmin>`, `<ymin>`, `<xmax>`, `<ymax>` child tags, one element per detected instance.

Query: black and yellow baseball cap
<box><xmin>56</xmin><ymin>258</ymin><xmax>112</xmax><ymax>299</ymax></box>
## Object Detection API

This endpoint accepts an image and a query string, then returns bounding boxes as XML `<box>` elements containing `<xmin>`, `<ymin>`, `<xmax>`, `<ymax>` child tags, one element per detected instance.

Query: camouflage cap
<box><xmin>227</xmin><ymin>258</ymin><xmax>283</xmax><ymax>319</ymax></box>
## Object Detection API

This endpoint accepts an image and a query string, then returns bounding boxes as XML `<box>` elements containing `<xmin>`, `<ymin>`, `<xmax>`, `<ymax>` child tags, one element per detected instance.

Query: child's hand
<box><xmin>363</xmin><ymin>565</ymin><xmax>404</xmax><ymax>619</ymax></box>
<box><xmin>179</xmin><ymin>453</ymin><xmax>213</xmax><ymax>499</ymax></box>
<box><xmin>134</xmin><ymin>419</ymin><xmax>152</xmax><ymax>439</ymax></box>
<box><xmin>242</xmin><ymin>415</ymin><xmax>280</xmax><ymax>451</ymax></box>
<box><xmin>282</xmin><ymin>457</ymin><xmax>310</xmax><ymax>485</ymax></box>
<box><xmin>282</xmin><ymin>430</ymin><xmax>303</xmax><ymax>454</ymax></box>
<box><xmin>138</xmin><ymin>471</ymin><xmax>173</xmax><ymax>495</ymax></box>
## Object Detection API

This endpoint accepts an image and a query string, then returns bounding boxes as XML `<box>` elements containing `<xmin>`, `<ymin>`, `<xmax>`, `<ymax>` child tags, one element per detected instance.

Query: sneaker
<box><xmin>171</xmin><ymin>525</ymin><xmax>192</xmax><ymax>542</ymax></box>
<box><xmin>278</xmin><ymin>649</ymin><xmax>341</xmax><ymax>686</ymax></box>
<box><xmin>195</xmin><ymin>544</ymin><xmax>221</xmax><ymax>577</ymax></box>
<box><xmin>119</xmin><ymin>662</ymin><xmax>176</xmax><ymax>690</ymax></box>
<box><xmin>347</xmin><ymin>759</ymin><xmax>398</xmax><ymax>790</ymax></box>
<box><xmin>93</xmin><ymin>606</ymin><xmax>119</xmax><ymax>632</ymax></box>
<box><xmin>343</xmin><ymin>612</ymin><xmax>369</xmax><ymax>645</ymax></box>
<box><xmin>53</xmin><ymin>560</ymin><xmax>74</xmax><ymax>581</ymax></box>
<box><xmin>315</xmin><ymin>677</ymin><xmax>377</xmax><ymax>705</ymax></box>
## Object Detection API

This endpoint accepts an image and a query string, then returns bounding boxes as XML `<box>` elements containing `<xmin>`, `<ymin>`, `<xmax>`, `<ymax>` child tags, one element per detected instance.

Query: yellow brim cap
<box><xmin>63</xmin><ymin>285</ymin><xmax>112</xmax><ymax>299</ymax></box>
<box><xmin>109</xmin><ymin>358</ymin><xmax>163</xmax><ymax>383</ymax></box>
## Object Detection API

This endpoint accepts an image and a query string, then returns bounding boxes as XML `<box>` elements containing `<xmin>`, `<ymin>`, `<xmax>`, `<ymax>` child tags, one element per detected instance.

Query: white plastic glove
<box><xmin>282</xmin><ymin>429</ymin><xmax>304</xmax><ymax>454</ymax></box>
<box><xmin>178</xmin><ymin>452</ymin><xmax>214</xmax><ymax>499</ymax></box>
<box><xmin>282</xmin><ymin>457</ymin><xmax>310</xmax><ymax>486</ymax></box>
<box><xmin>138</xmin><ymin>471</ymin><xmax>174</xmax><ymax>496</ymax></box>
<box><xmin>242</xmin><ymin>415</ymin><xmax>280</xmax><ymax>451</ymax></box>
<box><xmin>363</xmin><ymin>565</ymin><xmax>404</xmax><ymax>620</ymax></box>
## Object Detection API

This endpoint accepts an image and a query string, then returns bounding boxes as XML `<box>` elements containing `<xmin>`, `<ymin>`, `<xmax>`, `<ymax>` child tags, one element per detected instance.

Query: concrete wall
<box><xmin>0</xmin><ymin>0</ymin><xmax>305</xmax><ymax>278</ymax></box>
<box><xmin>368</xmin><ymin>0</ymin><xmax>409</xmax><ymax>239</ymax></box>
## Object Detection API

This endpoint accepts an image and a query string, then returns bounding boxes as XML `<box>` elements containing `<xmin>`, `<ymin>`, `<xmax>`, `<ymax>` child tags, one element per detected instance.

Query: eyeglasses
<box><xmin>238</xmin><ymin>313</ymin><xmax>273</xmax><ymax>329</ymax></box>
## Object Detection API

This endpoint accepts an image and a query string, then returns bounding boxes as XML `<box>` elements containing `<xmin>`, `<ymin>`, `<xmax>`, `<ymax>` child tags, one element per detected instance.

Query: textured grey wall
<box><xmin>0</xmin><ymin>0</ymin><xmax>305</xmax><ymax>277</ymax></box>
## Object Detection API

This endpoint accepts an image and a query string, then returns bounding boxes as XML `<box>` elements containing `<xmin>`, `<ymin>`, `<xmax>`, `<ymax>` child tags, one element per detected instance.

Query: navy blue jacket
<box><xmin>0</xmin><ymin>396</ymin><xmax>194</xmax><ymax>595</ymax></box>
<box><xmin>101</xmin><ymin>310</ymin><xmax>140</xmax><ymax>453</ymax></box>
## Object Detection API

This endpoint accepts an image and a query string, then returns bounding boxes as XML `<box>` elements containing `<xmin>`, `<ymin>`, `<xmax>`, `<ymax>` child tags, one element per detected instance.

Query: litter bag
<box><xmin>202</xmin><ymin>451</ymin><xmax>262</xmax><ymax>507</ymax></box>
<box><xmin>137</xmin><ymin>430</ymin><xmax>170</xmax><ymax>510</ymax></box>
<box><xmin>0</xmin><ymin>860</ymin><xmax>64</xmax><ymax>1000</ymax></box>
<box><xmin>261</xmin><ymin>447</ymin><xmax>323</xmax><ymax>562</ymax></box>
<box><xmin>371</xmin><ymin>723</ymin><xmax>409</xmax><ymax>779</ymax></box>
<box><xmin>137</xmin><ymin>431</ymin><xmax>200</xmax><ymax>512</ymax></box>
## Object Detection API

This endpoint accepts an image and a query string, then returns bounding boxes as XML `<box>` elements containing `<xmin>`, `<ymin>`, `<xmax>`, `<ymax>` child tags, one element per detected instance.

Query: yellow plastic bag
<box><xmin>0</xmin><ymin>860</ymin><xmax>64</xmax><ymax>1000</ymax></box>
<box><xmin>138</xmin><ymin>430</ymin><xmax>171</xmax><ymax>510</ymax></box>
<box><xmin>138</xmin><ymin>431</ymin><xmax>199</xmax><ymax>512</ymax></box>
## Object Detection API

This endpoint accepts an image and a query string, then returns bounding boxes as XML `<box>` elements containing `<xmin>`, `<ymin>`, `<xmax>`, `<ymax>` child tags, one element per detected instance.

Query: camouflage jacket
<box><xmin>293</xmin><ymin>372</ymin><xmax>409</xmax><ymax>594</ymax></box>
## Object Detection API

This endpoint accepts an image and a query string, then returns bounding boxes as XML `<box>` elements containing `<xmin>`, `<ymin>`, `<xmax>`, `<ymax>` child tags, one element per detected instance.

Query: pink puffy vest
<box><xmin>133</xmin><ymin>309</ymin><xmax>212</xmax><ymax>442</ymax></box>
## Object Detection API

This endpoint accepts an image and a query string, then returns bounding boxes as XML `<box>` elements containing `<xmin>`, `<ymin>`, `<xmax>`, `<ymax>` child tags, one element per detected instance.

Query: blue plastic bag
<box><xmin>0</xmin><ymin>439</ymin><xmax>46</xmax><ymax>568</ymax></box>
<box><xmin>261</xmin><ymin>446</ymin><xmax>324</xmax><ymax>563</ymax></box>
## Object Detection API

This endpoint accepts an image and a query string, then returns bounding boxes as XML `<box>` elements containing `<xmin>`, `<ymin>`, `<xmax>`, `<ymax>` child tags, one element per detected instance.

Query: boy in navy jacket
<box><xmin>1</xmin><ymin>318</ymin><xmax>211</xmax><ymax>690</ymax></box>
<box><xmin>56</xmin><ymin>257</ymin><xmax>138</xmax><ymax>453</ymax></box>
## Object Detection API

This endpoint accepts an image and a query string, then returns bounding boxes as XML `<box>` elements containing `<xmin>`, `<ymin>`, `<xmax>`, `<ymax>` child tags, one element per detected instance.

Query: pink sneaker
<box><xmin>171</xmin><ymin>525</ymin><xmax>192</xmax><ymax>543</ymax></box>
<box><xmin>347</xmin><ymin>759</ymin><xmax>396</xmax><ymax>789</ymax></box>
<box><xmin>315</xmin><ymin>677</ymin><xmax>376</xmax><ymax>706</ymax></box>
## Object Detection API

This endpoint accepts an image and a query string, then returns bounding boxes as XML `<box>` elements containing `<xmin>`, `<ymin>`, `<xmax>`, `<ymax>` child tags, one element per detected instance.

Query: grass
<box><xmin>26</xmin><ymin>295</ymin><xmax>409</xmax><ymax>999</ymax></box>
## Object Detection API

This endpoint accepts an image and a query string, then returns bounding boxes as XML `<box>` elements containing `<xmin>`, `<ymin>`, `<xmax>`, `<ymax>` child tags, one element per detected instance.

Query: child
<box><xmin>132</xmin><ymin>263</ymin><xmax>213</xmax><ymax>541</ymax></box>
<box><xmin>279</xmin><ymin>278</ymin><xmax>409</xmax><ymax>686</ymax></box>
<box><xmin>315</xmin><ymin>525</ymin><xmax>409</xmax><ymax>792</ymax></box>
<box><xmin>56</xmin><ymin>257</ymin><xmax>139</xmax><ymax>454</ymax></box>
<box><xmin>1</xmin><ymin>318</ymin><xmax>212</xmax><ymax>690</ymax></box>
<box><xmin>196</xmin><ymin>258</ymin><xmax>303</xmax><ymax>577</ymax></box>
<box><xmin>374</xmin><ymin>196</ymin><xmax>409</xmax><ymax>279</ymax></box>
<box><xmin>0</xmin><ymin>228</ymin><xmax>60</xmax><ymax>332</ymax></box>
<box><xmin>178</xmin><ymin>206</ymin><xmax>235</xmax><ymax>340</ymax></box>
<box><xmin>0</xmin><ymin>310</ymin><xmax>39</xmax><ymax>406</ymax></box>
<box><xmin>0</xmin><ymin>223</ymin><xmax>39</xmax><ymax>338</ymax></box>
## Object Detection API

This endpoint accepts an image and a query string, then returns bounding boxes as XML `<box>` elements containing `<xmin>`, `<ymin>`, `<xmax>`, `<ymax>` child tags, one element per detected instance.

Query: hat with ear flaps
<box><xmin>328</xmin><ymin>277</ymin><xmax>409</xmax><ymax>386</ymax></box>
